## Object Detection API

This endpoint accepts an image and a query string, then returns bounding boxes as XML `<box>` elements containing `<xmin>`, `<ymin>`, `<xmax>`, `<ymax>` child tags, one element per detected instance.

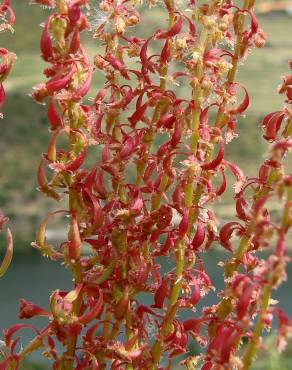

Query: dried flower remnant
<box><xmin>0</xmin><ymin>0</ymin><xmax>291</xmax><ymax>370</ymax></box>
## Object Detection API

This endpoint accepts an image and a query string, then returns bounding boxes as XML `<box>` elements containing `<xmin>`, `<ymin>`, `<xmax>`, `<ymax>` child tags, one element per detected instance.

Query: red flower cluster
<box><xmin>0</xmin><ymin>0</ymin><xmax>16</xmax><ymax>109</ymax></box>
<box><xmin>0</xmin><ymin>0</ymin><xmax>291</xmax><ymax>369</ymax></box>
<box><xmin>0</xmin><ymin>0</ymin><xmax>14</xmax><ymax>279</ymax></box>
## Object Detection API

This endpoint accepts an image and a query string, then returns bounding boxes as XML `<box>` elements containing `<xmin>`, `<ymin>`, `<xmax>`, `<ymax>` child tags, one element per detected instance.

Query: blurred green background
<box><xmin>0</xmin><ymin>1</ymin><xmax>292</xmax><ymax>369</ymax></box>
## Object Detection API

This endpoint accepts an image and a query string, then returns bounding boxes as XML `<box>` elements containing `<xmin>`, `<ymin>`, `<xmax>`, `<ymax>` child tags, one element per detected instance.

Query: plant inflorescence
<box><xmin>0</xmin><ymin>0</ymin><xmax>291</xmax><ymax>369</ymax></box>
<box><xmin>0</xmin><ymin>0</ymin><xmax>15</xmax><ymax>279</ymax></box>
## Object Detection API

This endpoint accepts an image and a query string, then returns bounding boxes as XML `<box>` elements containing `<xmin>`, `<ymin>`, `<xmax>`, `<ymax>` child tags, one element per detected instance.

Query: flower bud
<box><xmin>19</xmin><ymin>299</ymin><xmax>49</xmax><ymax>319</ymax></box>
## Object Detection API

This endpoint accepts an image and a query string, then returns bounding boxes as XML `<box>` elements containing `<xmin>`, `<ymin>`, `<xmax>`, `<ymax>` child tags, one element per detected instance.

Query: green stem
<box><xmin>151</xmin><ymin>241</ymin><xmax>186</xmax><ymax>368</ymax></box>
<box><xmin>63</xmin><ymin>106</ymin><xmax>84</xmax><ymax>369</ymax></box>
<box><xmin>150</xmin><ymin>4</ymin><xmax>224</xmax><ymax>367</ymax></box>
<box><xmin>242</xmin><ymin>285</ymin><xmax>272</xmax><ymax>370</ymax></box>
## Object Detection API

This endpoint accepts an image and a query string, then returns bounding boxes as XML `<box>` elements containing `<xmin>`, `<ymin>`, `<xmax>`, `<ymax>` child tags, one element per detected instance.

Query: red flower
<box><xmin>19</xmin><ymin>299</ymin><xmax>49</xmax><ymax>319</ymax></box>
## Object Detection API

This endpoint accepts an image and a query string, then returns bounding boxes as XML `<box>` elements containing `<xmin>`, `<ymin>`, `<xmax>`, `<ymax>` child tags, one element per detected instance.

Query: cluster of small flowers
<box><xmin>193</xmin><ymin>62</ymin><xmax>292</xmax><ymax>370</ymax></box>
<box><xmin>0</xmin><ymin>0</ymin><xmax>15</xmax><ymax>279</ymax></box>
<box><xmin>0</xmin><ymin>0</ymin><xmax>291</xmax><ymax>369</ymax></box>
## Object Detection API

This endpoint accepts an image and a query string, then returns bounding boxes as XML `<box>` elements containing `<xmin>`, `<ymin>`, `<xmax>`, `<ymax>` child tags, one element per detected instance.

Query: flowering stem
<box><xmin>18</xmin><ymin>325</ymin><xmax>51</xmax><ymax>362</ymax></box>
<box><xmin>227</xmin><ymin>0</ymin><xmax>251</xmax><ymax>82</ymax></box>
<box><xmin>190</xmin><ymin>27</ymin><xmax>208</xmax><ymax>153</ymax></box>
<box><xmin>215</xmin><ymin>0</ymin><xmax>252</xmax><ymax>128</ymax></box>
<box><xmin>151</xmin><ymin>241</ymin><xmax>186</xmax><ymax>369</ymax></box>
<box><xmin>62</xmin><ymin>110</ymin><xmax>84</xmax><ymax>370</ymax></box>
<box><xmin>148</xmin><ymin>0</ymin><xmax>175</xmax><ymax>208</ymax></box>
<box><xmin>2</xmin><ymin>1</ymin><xmax>291</xmax><ymax>369</ymax></box>
<box><xmin>151</xmin><ymin>5</ymin><xmax>220</xmax><ymax>367</ymax></box>
<box><xmin>242</xmin><ymin>285</ymin><xmax>272</xmax><ymax>370</ymax></box>
<box><xmin>243</xmin><ymin>185</ymin><xmax>292</xmax><ymax>368</ymax></box>
<box><xmin>138</xmin><ymin>0</ymin><xmax>175</xmax><ymax>179</ymax></box>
